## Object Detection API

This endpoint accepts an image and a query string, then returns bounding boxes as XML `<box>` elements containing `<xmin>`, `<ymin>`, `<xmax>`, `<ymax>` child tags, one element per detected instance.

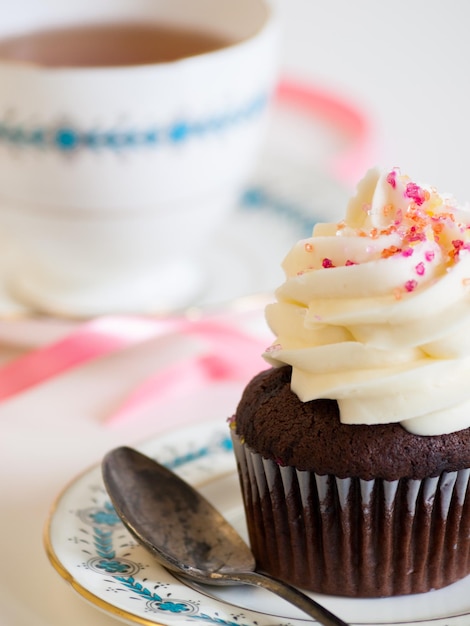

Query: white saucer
<box><xmin>45</xmin><ymin>420</ymin><xmax>470</xmax><ymax>626</ymax></box>
<box><xmin>198</xmin><ymin>157</ymin><xmax>348</xmax><ymax>309</ymax></box>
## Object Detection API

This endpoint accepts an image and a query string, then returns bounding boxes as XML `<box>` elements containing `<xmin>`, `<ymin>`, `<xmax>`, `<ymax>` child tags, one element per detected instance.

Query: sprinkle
<box><xmin>432</xmin><ymin>221</ymin><xmax>444</xmax><ymax>234</ymax></box>
<box><xmin>304</xmin><ymin>242</ymin><xmax>314</xmax><ymax>253</ymax></box>
<box><xmin>394</xmin><ymin>209</ymin><xmax>403</xmax><ymax>225</ymax></box>
<box><xmin>405</xmin><ymin>279</ymin><xmax>418</xmax><ymax>292</ymax></box>
<box><xmin>406</xmin><ymin>225</ymin><xmax>427</xmax><ymax>243</ymax></box>
<box><xmin>386</xmin><ymin>170</ymin><xmax>397</xmax><ymax>188</ymax></box>
<box><xmin>381</xmin><ymin>245</ymin><xmax>401</xmax><ymax>258</ymax></box>
<box><xmin>405</xmin><ymin>182</ymin><xmax>426</xmax><ymax>206</ymax></box>
<box><xmin>322</xmin><ymin>258</ymin><xmax>335</xmax><ymax>268</ymax></box>
<box><xmin>402</xmin><ymin>247</ymin><xmax>414</xmax><ymax>257</ymax></box>
<box><xmin>381</xmin><ymin>224</ymin><xmax>398</xmax><ymax>236</ymax></box>
<box><xmin>415</xmin><ymin>262</ymin><xmax>425</xmax><ymax>276</ymax></box>
<box><xmin>443</xmin><ymin>211</ymin><xmax>456</xmax><ymax>223</ymax></box>
<box><xmin>406</xmin><ymin>206</ymin><xmax>427</xmax><ymax>226</ymax></box>
<box><xmin>425</xmin><ymin>250</ymin><xmax>435</xmax><ymax>262</ymax></box>
<box><xmin>345</xmin><ymin>259</ymin><xmax>357</xmax><ymax>266</ymax></box>
<box><xmin>449</xmin><ymin>239</ymin><xmax>465</xmax><ymax>261</ymax></box>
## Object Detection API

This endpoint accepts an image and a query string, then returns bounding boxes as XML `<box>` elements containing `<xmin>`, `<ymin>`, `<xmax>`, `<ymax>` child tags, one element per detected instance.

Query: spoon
<box><xmin>102</xmin><ymin>446</ymin><xmax>348</xmax><ymax>626</ymax></box>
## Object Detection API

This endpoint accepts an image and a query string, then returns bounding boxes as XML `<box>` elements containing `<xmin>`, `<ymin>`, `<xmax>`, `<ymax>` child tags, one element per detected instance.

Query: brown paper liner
<box><xmin>232</xmin><ymin>434</ymin><xmax>470</xmax><ymax>597</ymax></box>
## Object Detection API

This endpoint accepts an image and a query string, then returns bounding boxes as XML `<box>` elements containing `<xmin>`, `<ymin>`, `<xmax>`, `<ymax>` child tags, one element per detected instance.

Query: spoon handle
<box><xmin>226</xmin><ymin>570</ymin><xmax>348</xmax><ymax>626</ymax></box>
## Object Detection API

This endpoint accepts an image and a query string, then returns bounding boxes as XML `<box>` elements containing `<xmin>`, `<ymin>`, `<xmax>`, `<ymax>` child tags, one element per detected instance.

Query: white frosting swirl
<box><xmin>264</xmin><ymin>168</ymin><xmax>470</xmax><ymax>435</ymax></box>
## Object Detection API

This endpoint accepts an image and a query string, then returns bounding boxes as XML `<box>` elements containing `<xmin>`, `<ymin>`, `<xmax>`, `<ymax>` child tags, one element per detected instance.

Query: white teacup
<box><xmin>0</xmin><ymin>0</ymin><xmax>278</xmax><ymax>316</ymax></box>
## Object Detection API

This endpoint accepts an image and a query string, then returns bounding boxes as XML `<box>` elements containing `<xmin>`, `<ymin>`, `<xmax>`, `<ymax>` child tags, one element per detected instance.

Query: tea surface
<box><xmin>0</xmin><ymin>22</ymin><xmax>230</xmax><ymax>67</ymax></box>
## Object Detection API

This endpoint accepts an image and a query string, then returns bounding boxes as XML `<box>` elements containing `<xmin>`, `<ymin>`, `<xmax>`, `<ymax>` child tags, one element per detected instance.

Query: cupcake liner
<box><xmin>232</xmin><ymin>433</ymin><xmax>470</xmax><ymax>597</ymax></box>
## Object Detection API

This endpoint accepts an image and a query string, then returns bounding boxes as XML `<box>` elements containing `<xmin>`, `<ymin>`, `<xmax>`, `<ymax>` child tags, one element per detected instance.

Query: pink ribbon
<box><xmin>107</xmin><ymin>320</ymin><xmax>267</xmax><ymax>425</ymax></box>
<box><xmin>0</xmin><ymin>316</ymin><xmax>175</xmax><ymax>402</ymax></box>
<box><xmin>276</xmin><ymin>79</ymin><xmax>372</xmax><ymax>185</ymax></box>
<box><xmin>0</xmin><ymin>314</ymin><xmax>267</xmax><ymax>423</ymax></box>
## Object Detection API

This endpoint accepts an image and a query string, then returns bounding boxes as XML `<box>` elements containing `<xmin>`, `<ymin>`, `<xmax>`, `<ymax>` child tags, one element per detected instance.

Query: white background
<box><xmin>276</xmin><ymin>0</ymin><xmax>470</xmax><ymax>201</ymax></box>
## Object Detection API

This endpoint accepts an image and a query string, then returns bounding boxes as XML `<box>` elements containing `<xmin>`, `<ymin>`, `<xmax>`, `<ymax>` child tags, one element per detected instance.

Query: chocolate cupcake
<box><xmin>230</xmin><ymin>168</ymin><xmax>470</xmax><ymax>597</ymax></box>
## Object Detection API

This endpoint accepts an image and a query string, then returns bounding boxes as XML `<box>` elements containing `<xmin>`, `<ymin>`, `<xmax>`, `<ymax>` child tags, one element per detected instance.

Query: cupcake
<box><xmin>230</xmin><ymin>167</ymin><xmax>470</xmax><ymax>597</ymax></box>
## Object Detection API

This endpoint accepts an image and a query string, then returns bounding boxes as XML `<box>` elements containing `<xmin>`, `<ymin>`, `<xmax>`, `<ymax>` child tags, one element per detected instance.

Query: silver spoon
<box><xmin>102</xmin><ymin>446</ymin><xmax>349</xmax><ymax>626</ymax></box>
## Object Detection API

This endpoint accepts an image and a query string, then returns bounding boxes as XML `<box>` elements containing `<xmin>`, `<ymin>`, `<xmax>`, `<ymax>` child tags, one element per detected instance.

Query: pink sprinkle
<box><xmin>345</xmin><ymin>259</ymin><xmax>356</xmax><ymax>266</ymax></box>
<box><xmin>425</xmin><ymin>250</ymin><xmax>435</xmax><ymax>262</ymax></box>
<box><xmin>394</xmin><ymin>209</ymin><xmax>403</xmax><ymax>225</ymax></box>
<box><xmin>415</xmin><ymin>262</ymin><xmax>425</xmax><ymax>276</ymax></box>
<box><xmin>453</xmin><ymin>239</ymin><xmax>464</xmax><ymax>250</ymax></box>
<box><xmin>265</xmin><ymin>343</ymin><xmax>282</xmax><ymax>353</ymax></box>
<box><xmin>405</xmin><ymin>279</ymin><xmax>418</xmax><ymax>292</ymax></box>
<box><xmin>322</xmin><ymin>258</ymin><xmax>335</xmax><ymax>268</ymax></box>
<box><xmin>402</xmin><ymin>247</ymin><xmax>414</xmax><ymax>257</ymax></box>
<box><xmin>405</xmin><ymin>182</ymin><xmax>426</xmax><ymax>206</ymax></box>
<box><xmin>407</xmin><ymin>230</ymin><xmax>426</xmax><ymax>243</ymax></box>
<box><xmin>386</xmin><ymin>170</ymin><xmax>397</xmax><ymax>188</ymax></box>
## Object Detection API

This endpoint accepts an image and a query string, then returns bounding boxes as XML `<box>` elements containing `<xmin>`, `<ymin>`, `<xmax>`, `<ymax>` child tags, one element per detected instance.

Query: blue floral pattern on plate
<box><xmin>45</xmin><ymin>420</ymin><xmax>470</xmax><ymax>626</ymax></box>
<box><xmin>46</xmin><ymin>422</ymin><xmax>278</xmax><ymax>626</ymax></box>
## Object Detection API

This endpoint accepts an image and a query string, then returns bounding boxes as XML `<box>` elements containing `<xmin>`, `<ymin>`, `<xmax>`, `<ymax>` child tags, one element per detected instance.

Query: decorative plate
<box><xmin>44</xmin><ymin>419</ymin><xmax>470</xmax><ymax>626</ymax></box>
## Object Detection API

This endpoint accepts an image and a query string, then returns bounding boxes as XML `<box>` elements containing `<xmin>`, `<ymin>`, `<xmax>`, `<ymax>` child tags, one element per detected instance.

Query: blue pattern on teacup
<box><xmin>0</xmin><ymin>92</ymin><xmax>268</xmax><ymax>154</ymax></box>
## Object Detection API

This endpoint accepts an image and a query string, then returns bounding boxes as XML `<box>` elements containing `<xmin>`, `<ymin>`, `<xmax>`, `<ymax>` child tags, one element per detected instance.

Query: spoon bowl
<box><xmin>102</xmin><ymin>446</ymin><xmax>348</xmax><ymax>625</ymax></box>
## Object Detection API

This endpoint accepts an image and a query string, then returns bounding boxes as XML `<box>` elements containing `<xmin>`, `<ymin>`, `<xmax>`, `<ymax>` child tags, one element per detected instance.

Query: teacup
<box><xmin>0</xmin><ymin>0</ymin><xmax>278</xmax><ymax>316</ymax></box>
